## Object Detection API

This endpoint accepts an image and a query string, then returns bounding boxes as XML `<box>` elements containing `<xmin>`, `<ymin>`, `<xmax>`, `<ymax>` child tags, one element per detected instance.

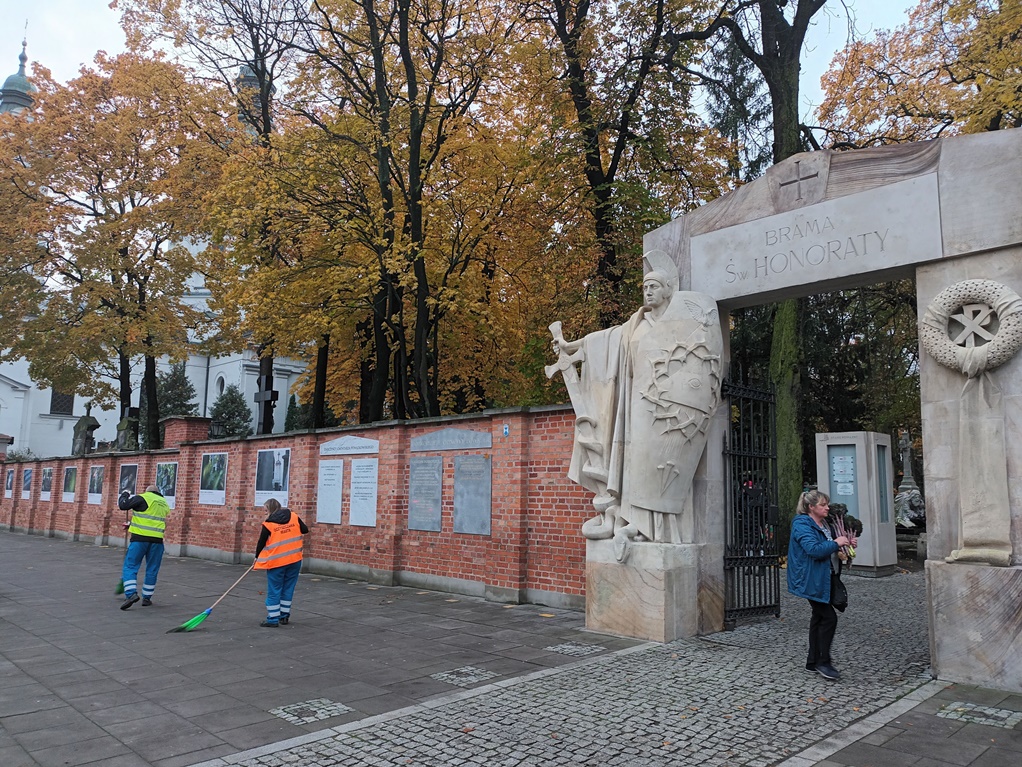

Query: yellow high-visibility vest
<box><xmin>127</xmin><ymin>492</ymin><xmax>169</xmax><ymax>539</ymax></box>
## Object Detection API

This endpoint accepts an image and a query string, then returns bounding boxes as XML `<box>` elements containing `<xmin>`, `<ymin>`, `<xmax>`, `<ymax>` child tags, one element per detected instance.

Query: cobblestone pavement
<box><xmin>190</xmin><ymin>570</ymin><xmax>932</xmax><ymax>767</ymax></box>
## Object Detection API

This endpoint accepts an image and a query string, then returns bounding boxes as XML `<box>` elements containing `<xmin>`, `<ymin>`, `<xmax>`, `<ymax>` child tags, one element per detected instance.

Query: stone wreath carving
<box><xmin>920</xmin><ymin>279</ymin><xmax>1022</xmax><ymax>377</ymax></box>
<box><xmin>920</xmin><ymin>279</ymin><xmax>1022</xmax><ymax>567</ymax></box>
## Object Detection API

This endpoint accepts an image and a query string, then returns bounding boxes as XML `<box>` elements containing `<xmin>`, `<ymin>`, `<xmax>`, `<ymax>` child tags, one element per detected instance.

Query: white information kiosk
<box><xmin>814</xmin><ymin>431</ymin><xmax>898</xmax><ymax>577</ymax></box>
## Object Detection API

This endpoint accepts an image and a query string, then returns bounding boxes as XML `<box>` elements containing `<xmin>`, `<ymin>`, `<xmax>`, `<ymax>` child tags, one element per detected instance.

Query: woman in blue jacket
<box><xmin>787</xmin><ymin>490</ymin><xmax>854</xmax><ymax>681</ymax></box>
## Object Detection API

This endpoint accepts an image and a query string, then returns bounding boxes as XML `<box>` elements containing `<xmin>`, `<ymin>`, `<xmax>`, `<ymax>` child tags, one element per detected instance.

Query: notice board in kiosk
<box><xmin>814</xmin><ymin>431</ymin><xmax>897</xmax><ymax>577</ymax></box>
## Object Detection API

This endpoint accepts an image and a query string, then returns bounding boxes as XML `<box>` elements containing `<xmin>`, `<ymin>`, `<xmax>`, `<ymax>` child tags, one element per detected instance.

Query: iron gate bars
<box><xmin>722</xmin><ymin>379</ymin><xmax>781</xmax><ymax>630</ymax></box>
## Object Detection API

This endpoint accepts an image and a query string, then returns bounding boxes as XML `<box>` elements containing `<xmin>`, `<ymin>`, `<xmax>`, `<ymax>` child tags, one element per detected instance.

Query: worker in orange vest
<box><xmin>253</xmin><ymin>498</ymin><xmax>309</xmax><ymax>627</ymax></box>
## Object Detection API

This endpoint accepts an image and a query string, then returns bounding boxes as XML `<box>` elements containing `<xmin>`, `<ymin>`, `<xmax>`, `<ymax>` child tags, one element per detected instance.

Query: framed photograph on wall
<box><xmin>156</xmin><ymin>462</ymin><xmax>178</xmax><ymax>509</ymax></box>
<box><xmin>21</xmin><ymin>468</ymin><xmax>32</xmax><ymax>500</ymax></box>
<box><xmin>255</xmin><ymin>448</ymin><xmax>290</xmax><ymax>506</ymax></box>
<box><xmin>118</xmin><ymin>464</ymin><xmax>138</xmax><ymax>496</ymax></box>
<box><xmin>62</xmin><ymin>467</ymin><xmax>77</xmax><ymax>503</ymax></box>
<box><xmin>199</xmin><ymin>453</ymin><xmax>228</xmax><ymax>505</ymax></box>
<box><xmin>87</xmin><ymin>466</ymin><xmax>104</xmax><ymax>505</ymax></box>
<box><xmin>40</xmin><ymin>467</ymin><xmax>53</xmax><ymax>502</ymax></box>
<box><xmin>4</xmin><ymin>468</ymin><xmax>13</xmax><ymax>498</ymax></box>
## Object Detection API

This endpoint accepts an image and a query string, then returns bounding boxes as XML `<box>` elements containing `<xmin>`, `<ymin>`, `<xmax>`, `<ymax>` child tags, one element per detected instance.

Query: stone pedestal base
<box><xmin>927</xmin><ymin>560</ymin><xmax>1022</xmax><ymax>693</ymax></box>
<box><xmin>586</xmin><ymin>540</ymin><xmax>723</xmax><ymax>642</ymax></box>
<box><xmin>848</xmin><ymin>563</ymin><xmax>897</xmax><ymax>578</ymax></box>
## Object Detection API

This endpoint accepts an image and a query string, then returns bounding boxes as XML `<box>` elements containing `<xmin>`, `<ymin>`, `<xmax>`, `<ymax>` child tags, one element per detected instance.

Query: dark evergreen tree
<box><xmin>209</xmin><ymin>383</ymin><xmax>254</xmax><ymax>438</ymax></box>
<box><xmin>159</xmin><ymin>362</ymin><xmax>199</xmax><ymax>417</ymax></box>
<box><xmin>704</xmin><ymin>35</ymin><xmax>772</xmax><ymax>182</ymax></box>
<box><xmin>284</xmin><ymin>393</ymin><xmax>303</xmax><ymax>432</ymax></box>
<box><xmin>284</xmin><ymin>391</ymin><xmax>339</xmax><ymax>431</ymax></box>
<box><xmin>139</xmin><ymin>362</ymin><xmax>199</xmax><ymax>449</ymax></box>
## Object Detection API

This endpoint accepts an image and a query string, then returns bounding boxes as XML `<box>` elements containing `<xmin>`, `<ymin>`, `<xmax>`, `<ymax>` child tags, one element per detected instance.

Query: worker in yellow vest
<box><xmin>118</xmin><ymin>484</ymin><xmax>170</xmax><ymax>609</ymax></box>
<box><xmin>253</xmin><ymin>498</ymin><xmax>309</xmax><ymax>626</ymax></box>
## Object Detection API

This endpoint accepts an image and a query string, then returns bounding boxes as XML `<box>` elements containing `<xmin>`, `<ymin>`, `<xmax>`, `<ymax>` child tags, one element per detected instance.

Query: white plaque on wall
<box><xmin>320</xmin><ymin>435</ymin><xmax>380</xmax><ymax>455</ymax></box>
<box><xmin>349</xmin><ymin>458</ymin><xmax>379</xmax><ymax>527</ymax></box>
<box><xmin>317</xmin><ymin>460</ymin><xmax>344</xmax><ymax>524</ymax></box>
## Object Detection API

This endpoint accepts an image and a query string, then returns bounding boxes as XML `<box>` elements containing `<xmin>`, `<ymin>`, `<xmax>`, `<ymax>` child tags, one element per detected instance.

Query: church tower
<box><xmin>0</xmin><ymin>39</ymin><xmax>35</xmax><ymax>114</ymax></box>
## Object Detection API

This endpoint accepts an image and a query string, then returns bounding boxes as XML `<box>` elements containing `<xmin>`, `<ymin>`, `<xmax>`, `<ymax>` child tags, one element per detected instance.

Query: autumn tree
<box><xmin>522</xmin><ymin>0</ymin><xmax>735</xmax><ymax>326</ymax></box>
<box><xmin>814</xmin><ymin>0</ymin><xmax>1022</xmax><ymax>147</ymax></box>
<box><xmin>269</xmin><ymin>0</ymin><xmax>526</xmax><ymax>421</ymax></box>
<box><xmin>119</xmin><ymin>0</ymin><xmax>308</xmax><ymax>434</ymax></box>
<box><xmin>0</xmin><ymin>52</ymin><xmax>227</xmax><ymax>448</ymax></box>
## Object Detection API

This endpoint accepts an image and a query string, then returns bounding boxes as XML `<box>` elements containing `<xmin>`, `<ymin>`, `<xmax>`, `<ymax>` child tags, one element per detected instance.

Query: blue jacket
<box><xmin>787</xmin><ymin>514</ymin><xmax>839</xmax><ymax>603</ymax></box>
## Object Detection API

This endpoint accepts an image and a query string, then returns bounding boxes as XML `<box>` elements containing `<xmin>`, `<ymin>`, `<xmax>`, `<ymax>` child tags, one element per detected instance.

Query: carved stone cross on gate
<box><xmin>777</xmin><ymin>160</ymin><xmax>819</xmax><ymax>201</ymax></box>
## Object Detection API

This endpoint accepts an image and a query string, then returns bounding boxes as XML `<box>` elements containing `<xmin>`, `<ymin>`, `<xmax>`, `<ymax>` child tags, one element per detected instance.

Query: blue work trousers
<box><xmin>122</xmin><ymin>541</ymin><xmax>165</xmax><ymax>599</ymax></box>
<box><xmin>264</xmin><ymin>560</ymin><xmax>302</xmax><ymax>623</ymax></box>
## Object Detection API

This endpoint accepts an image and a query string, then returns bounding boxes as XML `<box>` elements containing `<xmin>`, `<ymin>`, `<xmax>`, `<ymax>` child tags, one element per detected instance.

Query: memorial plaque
<box><xmin>408</xmin><ymin>456</ymin><xmax>442</xmax><ymax>532</ymax></box>
<box><xmin>317</xmin><ymin>460</ymin><xmax>344</xmax><ymax>525</ymax></box>
<box><xmin>320</xmin><ymin>435</ymin><xmax>380</xmax><ymax>455</ymax></box>
<box><xmin>411</xmin><ymin>428</ymin><xmax>491</xmax><ymax>452</ymax></box>
<box><xmin>349</xmin><ymin>458</ymin><xmax>379</xmax><ymax>527</ymax></box>
<box><xmin>453</xmin><ymin>455</ymin><xmax>491</xmax><ymax>536</ymax></box>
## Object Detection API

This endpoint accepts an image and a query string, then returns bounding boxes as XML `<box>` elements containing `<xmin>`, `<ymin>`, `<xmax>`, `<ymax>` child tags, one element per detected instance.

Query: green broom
<box><xmin>167</xmin><ymin>564</ymin><xmax>255</xmax><ymax>633</ymax></box>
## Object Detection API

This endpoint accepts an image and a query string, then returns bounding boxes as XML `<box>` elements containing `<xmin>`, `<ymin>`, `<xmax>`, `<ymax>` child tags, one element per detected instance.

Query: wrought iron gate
<box><xmin>722</xmin><ymin>379</ymin><xmax>781</xmax><ymax>630</ymax></box>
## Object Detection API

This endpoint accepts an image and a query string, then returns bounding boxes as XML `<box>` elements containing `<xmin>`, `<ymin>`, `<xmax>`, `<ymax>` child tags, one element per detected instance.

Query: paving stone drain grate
<box><xmin>429</xmin><ymin>665</ymin><xmax>501</xmax><ymax>687</ymax></box>
<box><xmin>269</xmin><ymin>699</ymin><xmax>354</xmax><ymax>725</ymax></box>
<box><xmin>543</xmin><ymin>642</ymin><xmax>606</xmax><ymax>657</ymax></box>
<box><xmin>936</xmin><ymin>701</ymin><xmax>1022</xmax><ymax>729</ymax></box>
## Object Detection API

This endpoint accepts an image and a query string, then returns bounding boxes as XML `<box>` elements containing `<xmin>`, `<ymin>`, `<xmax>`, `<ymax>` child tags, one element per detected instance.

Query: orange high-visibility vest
<box><xmin>254</xmin><ymin>512</ymin><xmax>304</xmax><ymax>570</ymax></box>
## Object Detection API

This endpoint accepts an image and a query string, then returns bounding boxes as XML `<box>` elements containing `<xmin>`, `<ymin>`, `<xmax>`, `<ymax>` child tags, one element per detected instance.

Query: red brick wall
<box><xmin>0</xmin><ymin>406</ymin><xmax>590</xmax><ymax>602</ymax></box>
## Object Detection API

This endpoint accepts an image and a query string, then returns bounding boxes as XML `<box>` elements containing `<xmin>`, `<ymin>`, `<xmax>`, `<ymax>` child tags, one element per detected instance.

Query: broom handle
<box><xmin>208</xmin><ymin>564</ymin><xmax>255</xmax><ymax>611</ymax></box>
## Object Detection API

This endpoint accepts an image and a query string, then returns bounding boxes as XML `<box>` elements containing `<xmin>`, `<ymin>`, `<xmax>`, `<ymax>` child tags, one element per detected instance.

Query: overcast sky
<box><xmin>1</xmin><ymin>0</ymin><xmax>913</xmax><ymax>118</ymax></box>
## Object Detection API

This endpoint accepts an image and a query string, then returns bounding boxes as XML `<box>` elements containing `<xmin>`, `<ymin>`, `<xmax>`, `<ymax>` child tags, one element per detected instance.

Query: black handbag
<box><xmin>830</xmin><ymin>572</ymin><xmax>848</xmax><ymax>612</ymax></box>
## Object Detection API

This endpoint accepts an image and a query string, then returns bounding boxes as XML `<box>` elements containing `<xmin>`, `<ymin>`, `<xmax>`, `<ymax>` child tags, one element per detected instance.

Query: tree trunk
<box><xmin>143</xmin><ymin>354</ymin><xmax>160</xmax><ymax>450</ymax></box>
<box><xmin>769</xmin><ymin>299</ymin><xmax>803</xmax><ymax>544</ymax></box>
<box><xmin>118</xmin><ymin>348</ymin><xmax>132</xmax><ymax>424</ymax></box>
<box><xmin>312</xmin><ymin>334</ymin><xmax>329</xmax><ymax>429</ymax></box>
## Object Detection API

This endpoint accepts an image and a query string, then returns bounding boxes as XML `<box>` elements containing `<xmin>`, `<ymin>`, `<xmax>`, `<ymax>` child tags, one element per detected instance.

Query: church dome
<box><xmin>0</xmin><ymin>42</ymin><xmax>37</xmax><ymax>114</ymax></box>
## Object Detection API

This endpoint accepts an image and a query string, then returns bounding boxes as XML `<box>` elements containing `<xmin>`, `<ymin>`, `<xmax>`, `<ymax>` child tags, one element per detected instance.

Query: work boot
<box><xmin>141</xmin><ymin>597</ymin><xmax>152</xmax><ymax>606</ymax></box>
<box><xmin>120</xmin><ymin>594</ymin><xmax>141</xmax><ymax>610</ymax></box>
<box><xmin>260</xmin><ymin>620</ymin><xmax>279</xmax><ymax>627</ymax></box>
<box><xmin>279</xmin><ymin>615</ymin><xmax>289</xmax><ymax>625</ymax></box>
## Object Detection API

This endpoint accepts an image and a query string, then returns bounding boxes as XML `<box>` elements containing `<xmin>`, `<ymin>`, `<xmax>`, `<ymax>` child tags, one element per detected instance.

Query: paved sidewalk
<box><xmin>1</xmin><ymin>530</ymin><xmax>1018</xmax><ymax>767</ymax></box>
